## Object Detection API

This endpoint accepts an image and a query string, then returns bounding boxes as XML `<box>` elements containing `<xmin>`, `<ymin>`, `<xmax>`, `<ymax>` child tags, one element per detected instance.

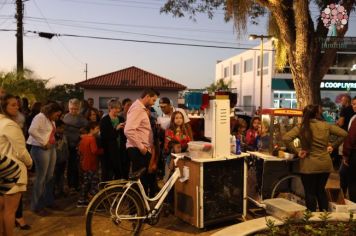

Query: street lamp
<box><xmin>249</xmin><ymin>34</ymin><xmax>274</xmax><ymax>113</ymax></box>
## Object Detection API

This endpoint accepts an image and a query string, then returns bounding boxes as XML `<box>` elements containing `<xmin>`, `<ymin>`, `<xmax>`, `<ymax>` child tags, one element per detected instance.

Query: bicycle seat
<box><xmin>128</xmin><ymin>167</ymin><xmax>147</xmax><ymax>180</ymax></box>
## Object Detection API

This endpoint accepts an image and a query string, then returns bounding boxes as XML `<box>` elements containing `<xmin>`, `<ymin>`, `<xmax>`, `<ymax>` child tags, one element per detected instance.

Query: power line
<box><xmin>61</xmin><ymin>0</ymin><xmax>226</xmax><ymax>14</ymax></box>
<box><xmin>24</xmin><ymin>29</ymin><xmax>274</xmax><ymax>51</ymax></box>
<box><xmin>25</xmin><ymin>19</ymin><xmax>252</xmax><ymax>46</ymax></box>
<box><xmin>23</xmin><ymin>16</ymin><xmax>235</xmax><ymax>33</ymax></box>
<box><xmin>32</xmin><ymin>0</ymin><xmax>83</xmax><ymax>64</ymax></box>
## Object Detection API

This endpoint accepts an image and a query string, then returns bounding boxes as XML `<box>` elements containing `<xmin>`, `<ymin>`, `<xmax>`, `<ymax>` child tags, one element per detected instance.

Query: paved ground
<box><xmin>15</xmin><ymin>171</ymin><xmax>340</xmax><ymax>236</ymax></box>
<box><xmin>16</xmin><ymin>192</ymin><xmax>225</xmax><ymax>236</ymax></box>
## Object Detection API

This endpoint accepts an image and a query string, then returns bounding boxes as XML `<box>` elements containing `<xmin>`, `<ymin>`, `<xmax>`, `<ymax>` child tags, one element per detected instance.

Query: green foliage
<box><xmin>0</xmin><ymin>69</ymin><xmax>83</xmax><ymax>103</ymax></box>
<box><xmin>257</xmin><ymin>210</ymin><xmax>356</xmax><ymax>235</ymax></box>
<box><xmin>265</xmin><ymin>218</ymin><xmax>279</xmax><ymax>236</ymax></box>
<box><xmin>302</xmin><ymin>210</ymin><xmax>313</xmax><ymax>224</ymax></box>
<box><xmin>0</xmin><ymin>69</ymin><xmax>49</xmax><ymax>102</ymax></box>
<box><xmin>47</xmin><ymin>84</ymin><xmax>84</xmax><ymax>102</ymax></box>
<box><xmin>160</xmin><ymin>0</ymin><xmax>265</xmax><ymax>35</ymax></box>
<box><xmin>318</xmin><ymin>211</ymin><xmax>331</xmax><ymax>227</ymax></box>
<box><xmin>206</xmin><ymin>78</ymin><xmax>232</xmax><ymax>93</ymax></box>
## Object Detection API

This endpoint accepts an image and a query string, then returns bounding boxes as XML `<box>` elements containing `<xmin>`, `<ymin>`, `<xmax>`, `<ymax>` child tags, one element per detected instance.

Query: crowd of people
<box><xmin>0</xmin><ymin>87</ymin><xmax>195</xmax><ymax>235</ymax></box>
<box><xmin>230</xmin><ymin>94</ymin><xmax>356</xmax><ymax>212</ymax></box>
<box><xmin>1</xmin><ymin>85</ymin><xmax>356</xmax><ymax>235</ymax></box>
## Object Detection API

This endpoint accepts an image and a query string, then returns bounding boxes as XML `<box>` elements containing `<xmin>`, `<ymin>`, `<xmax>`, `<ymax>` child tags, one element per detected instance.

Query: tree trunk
<box><xmin>291</xmin><ymin>66</ymin><xmax>321</xmax><ymax>109</ymax></box>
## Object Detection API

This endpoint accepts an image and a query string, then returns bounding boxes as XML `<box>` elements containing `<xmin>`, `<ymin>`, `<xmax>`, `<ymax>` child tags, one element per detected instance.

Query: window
<box><xmin>224</xmin><ymin>66</ymin><xmax>230</xmax><ymax>77</ymax></box>
<box><xmin>99</xmin><ymin>97</ymin><xmax>119</xmax><ymax>109</ymax></box>
<box><xmin>273</xmin><ymin>91</ymin><xmax>297</xmax><ymax>109</ymax></box>
<box><xmin>257</xmin><ymin>53</ymin><xmax>269</xmax><ymax>69</ymax></box>
<box><xmin>233</xmin><ymin>63</ymin><xmax>240</xmax><ymax>75</ymax></box>
<box><xmin>244</xmin><ymin>59</ymin><xmax>253</xmax><ymax>73</ymax></box>
<box><xmin>243</xmin><ymin>96</ymin><xmax>252</xmax><ymax>111</ymax></box>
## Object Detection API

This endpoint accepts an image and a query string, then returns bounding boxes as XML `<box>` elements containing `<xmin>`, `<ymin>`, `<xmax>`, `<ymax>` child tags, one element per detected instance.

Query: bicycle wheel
<box><xmin>86</xmin><ymin>185</ymin><xmax>145</xmax><ymax>236</ymax></box>
<box><xmin>270</xmin><ymin>174</ymin><xmax>305</xmax><ymax>204</ymax></box>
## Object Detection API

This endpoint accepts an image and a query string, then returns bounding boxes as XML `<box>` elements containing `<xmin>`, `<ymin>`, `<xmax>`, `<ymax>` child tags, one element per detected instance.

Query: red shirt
<box><xmin>79</xmin><ymin>135</ymin><xmax>103</xmax><ymax>172</ymax></box>
<box><xmin>164</xmin><ymin>128</ymin><xmax>191</xmax><ymax>153</ymax></box>
<box><xmin>245</xmin><ymin>128</ymin><xmax>258</xmax><ymax>146</ymax></box>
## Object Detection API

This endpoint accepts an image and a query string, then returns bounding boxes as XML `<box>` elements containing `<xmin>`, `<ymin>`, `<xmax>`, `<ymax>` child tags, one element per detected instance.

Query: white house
<box><xmin>76</xmin><ymin>66</ymin><xmax>187</xmax><ymax>111</ymax></box>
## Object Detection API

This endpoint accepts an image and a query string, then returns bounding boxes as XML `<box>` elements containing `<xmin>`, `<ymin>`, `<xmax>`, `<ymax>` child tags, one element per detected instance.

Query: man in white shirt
<box><xmin>157</xmin><ymin>97</ymin><xmax>191</xmax><ymax>132</ymax></box>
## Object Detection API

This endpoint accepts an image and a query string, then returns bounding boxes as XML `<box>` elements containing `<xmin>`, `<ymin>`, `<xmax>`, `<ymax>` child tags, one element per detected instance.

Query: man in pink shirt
<box><xmin>124</xmin><ymin>88</ymin><xmax>160</xmax><ymax>191</ymax></box>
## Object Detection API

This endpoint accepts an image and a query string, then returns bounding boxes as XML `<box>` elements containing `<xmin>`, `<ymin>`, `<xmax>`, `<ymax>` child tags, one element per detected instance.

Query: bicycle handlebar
<box><xmin>170</xmin><ymin>152</ymin><xmax>187</xmax><ymax>167</ymax></box>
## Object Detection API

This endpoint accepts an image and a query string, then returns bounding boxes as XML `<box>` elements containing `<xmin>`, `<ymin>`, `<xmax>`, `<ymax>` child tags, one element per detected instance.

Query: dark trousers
<box><xmin>120</xmin><ymin>149</ymin><xmax>130</xmax><ymax>180</ymax></box>
<box><xmin>54</xmin><ymin>161</ymin><xmax>66</xmax><ymax>195</ymax></box>
<box><xmin>339</xmin><ymin>162</ymin><xmax>349</xmax><ymax>195</ymax></box>
<box><xmin>301</xmin><ymin>173</ymin><xmax>329</xmax><ymax>212</ymax></box>
<box><xmin>79</xmin><ymin>170</ymin><xmax>99</xmax><ymax>202</ymax></box>
<box><xmin>67</xmin><ymin>146</ymin><xmax>80</xmax><ymax>189</ymax></box>
<box><xmin>348</xmin><ymin>150</ymin><xmax>356</xmax><ymax>202</ymax></box>
<box><xmin>101</xmin><ymin>151</ymin><xmax>128</xmax><ymax>181</ymax></box>
<box><xmin>100</xmin><ymin>156</ymin><xmax>115</xmax><ymax>182</ymax></box>
<box><xmin>127</xmin><ymin>147</ymin><xmax>151</xmax><ymax>193</ymax></box>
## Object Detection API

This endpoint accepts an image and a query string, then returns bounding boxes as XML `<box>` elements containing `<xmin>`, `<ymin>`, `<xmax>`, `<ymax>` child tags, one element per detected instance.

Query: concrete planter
<box><xmin>212</xmin><ymin>212</ymin><xmax>351</xmax><ymax>236</ymax></box>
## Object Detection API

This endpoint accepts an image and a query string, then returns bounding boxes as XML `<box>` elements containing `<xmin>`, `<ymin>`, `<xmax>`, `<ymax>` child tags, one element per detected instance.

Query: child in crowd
<box><xmin>164</xmin><ymin>111</ymin><xmax>192</xmax><ymax>153</ymax></box>
<box><xmin>231</xmin><ymin>118</ymin><xmax>248</xmax><ymax>152</ymax></box>
<box><xmin>163</xmin><ymin>111</ymin><xmax>192</xmax><ymax>182</ymax></box>
<box><xmin>77</xmin><ymin>122</ymin><xmax>103</xmax><ymax>207</ymax></box>
<box><xmin>258</xmin><ymin>120</ymin><xmax>271</xmax><ymax>151</ymax></box>
<box><xmin>54</xmin><ymin>120</ymin><xmax>69</xmax><ymax>198</ymax></box>
<box><xmin>166</xmin><ymin>140</ymin><xmax>182</xmax><ymax>173</ymax></box>
<box><xmin>164</xmin><ymin>139</ymin><xmax>182</xmax><ymax>214</ymax></box>
<box><xmin>245</xmin><ymin>117</ymin><xmax>261</xmax><ymax>151</ymax></box>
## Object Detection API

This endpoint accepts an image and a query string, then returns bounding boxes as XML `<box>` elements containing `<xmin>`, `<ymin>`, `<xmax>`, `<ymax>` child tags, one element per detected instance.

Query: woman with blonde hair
<box><xmin>0</xmin><ymin>94</ymin><xmax>32</xmax><ymax>236</ymax></box>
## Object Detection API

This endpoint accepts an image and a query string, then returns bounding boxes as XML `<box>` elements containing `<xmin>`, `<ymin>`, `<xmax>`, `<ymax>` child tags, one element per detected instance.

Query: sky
<box><xmin>0</xmin><ymin>0</ymin><xmax>355</xmax><ymax>89</ymax></box>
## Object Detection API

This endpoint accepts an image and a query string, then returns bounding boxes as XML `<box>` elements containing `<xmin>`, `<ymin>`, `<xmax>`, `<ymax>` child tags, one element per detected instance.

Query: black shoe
<box><xmin>15</xmin><ymin>220</ymin><xmax>31</xmax><ymax>230</ymax></box>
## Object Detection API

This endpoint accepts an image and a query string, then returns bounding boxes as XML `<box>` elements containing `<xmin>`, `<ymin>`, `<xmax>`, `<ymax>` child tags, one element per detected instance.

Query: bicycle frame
<box><xmin>114</xmin><ymin>155</ymin><xmax>184</xmax><ymax>220</ymax></box>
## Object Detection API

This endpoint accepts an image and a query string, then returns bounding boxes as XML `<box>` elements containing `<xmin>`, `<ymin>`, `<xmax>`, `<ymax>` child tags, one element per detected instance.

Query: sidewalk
<box><xmin>16</xmin><ymin>180</ymin><xmax>223</xmax><ymax>236</ymax></box>
<box><xmin>16</xmin><ymin>172</ymin><xmax>340</xmax><ymax>236</ymax></box>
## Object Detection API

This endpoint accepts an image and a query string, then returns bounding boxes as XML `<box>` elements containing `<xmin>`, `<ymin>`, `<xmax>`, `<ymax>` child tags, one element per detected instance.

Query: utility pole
<box><xmin>16</xmin><ymin>0</ymin><xmax>24</xmax><ymax>77</ymax></box>
<box><xmin>85</xmin><ymin>63</ymin><xmax>88</xmax><ymax>80</ymax></box>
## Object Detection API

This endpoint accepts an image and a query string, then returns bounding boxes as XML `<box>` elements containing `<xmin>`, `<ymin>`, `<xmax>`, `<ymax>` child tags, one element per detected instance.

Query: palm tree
<box><xmin>0</xmin><ymin>69</ymin><xmax>49</xmax><ymax>102</ymax></box>
<box><xmin>161</xmin><ymin>0</ymin><xmax>355</xmax><ymax>107</ymax></box>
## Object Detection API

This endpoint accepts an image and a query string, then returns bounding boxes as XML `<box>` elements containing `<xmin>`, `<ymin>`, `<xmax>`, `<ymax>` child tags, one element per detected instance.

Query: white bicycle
<box><xmin>85</xmin><ymin>154</ymin><xmax>187</xmax><ymax>236</ymax></box>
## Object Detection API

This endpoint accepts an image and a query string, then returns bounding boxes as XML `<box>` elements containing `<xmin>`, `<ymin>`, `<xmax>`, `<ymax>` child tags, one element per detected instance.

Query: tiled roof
<box><xmin>76</xmin><ymin>66</ymin><xmax>186</xmax><ymax>90</ymax></box>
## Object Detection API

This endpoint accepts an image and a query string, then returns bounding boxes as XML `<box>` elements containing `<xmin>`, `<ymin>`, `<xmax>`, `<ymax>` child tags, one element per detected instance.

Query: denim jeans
<box><xmin>30</xmin><ymin>145</ymin><xmax>57</xmax><ymax>211</ymax></box>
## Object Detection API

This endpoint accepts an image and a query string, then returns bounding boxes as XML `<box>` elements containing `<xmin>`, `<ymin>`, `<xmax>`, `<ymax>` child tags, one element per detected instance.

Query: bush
<box><xmin>253</xmin><ymin>211</ymin><xmax>356</xmax><ymax>236</ymax></box>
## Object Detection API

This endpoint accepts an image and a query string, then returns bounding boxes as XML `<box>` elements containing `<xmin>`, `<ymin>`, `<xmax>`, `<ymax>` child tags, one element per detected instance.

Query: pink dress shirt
<box><xmin>124</xmin><ymin>99</ymin><xmax>153</xmax><ymax>152</ymax></box>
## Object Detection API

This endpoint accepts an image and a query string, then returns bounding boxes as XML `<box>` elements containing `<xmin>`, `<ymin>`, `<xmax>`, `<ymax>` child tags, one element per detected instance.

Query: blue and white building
<box><xmin>215</xmin><ymin>38</ymin><xmax>356</xmax><ymax>113</ymax></box>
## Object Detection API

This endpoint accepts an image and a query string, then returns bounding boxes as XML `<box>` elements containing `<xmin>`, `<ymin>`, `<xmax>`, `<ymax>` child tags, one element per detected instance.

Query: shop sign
<box><xmin>272</xmin><ymin>79</ymin><xmax>356</xmax><ymax>91</ymax></box>
<box><xmin>318</xmin><ymin>37</ymin><xmax>356</xmax><ymax>50</ymax></box>
<box><xmin>320</xmin><ymin>81</ymin><xmax>356</xmax><ymax>90</ymax></box>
